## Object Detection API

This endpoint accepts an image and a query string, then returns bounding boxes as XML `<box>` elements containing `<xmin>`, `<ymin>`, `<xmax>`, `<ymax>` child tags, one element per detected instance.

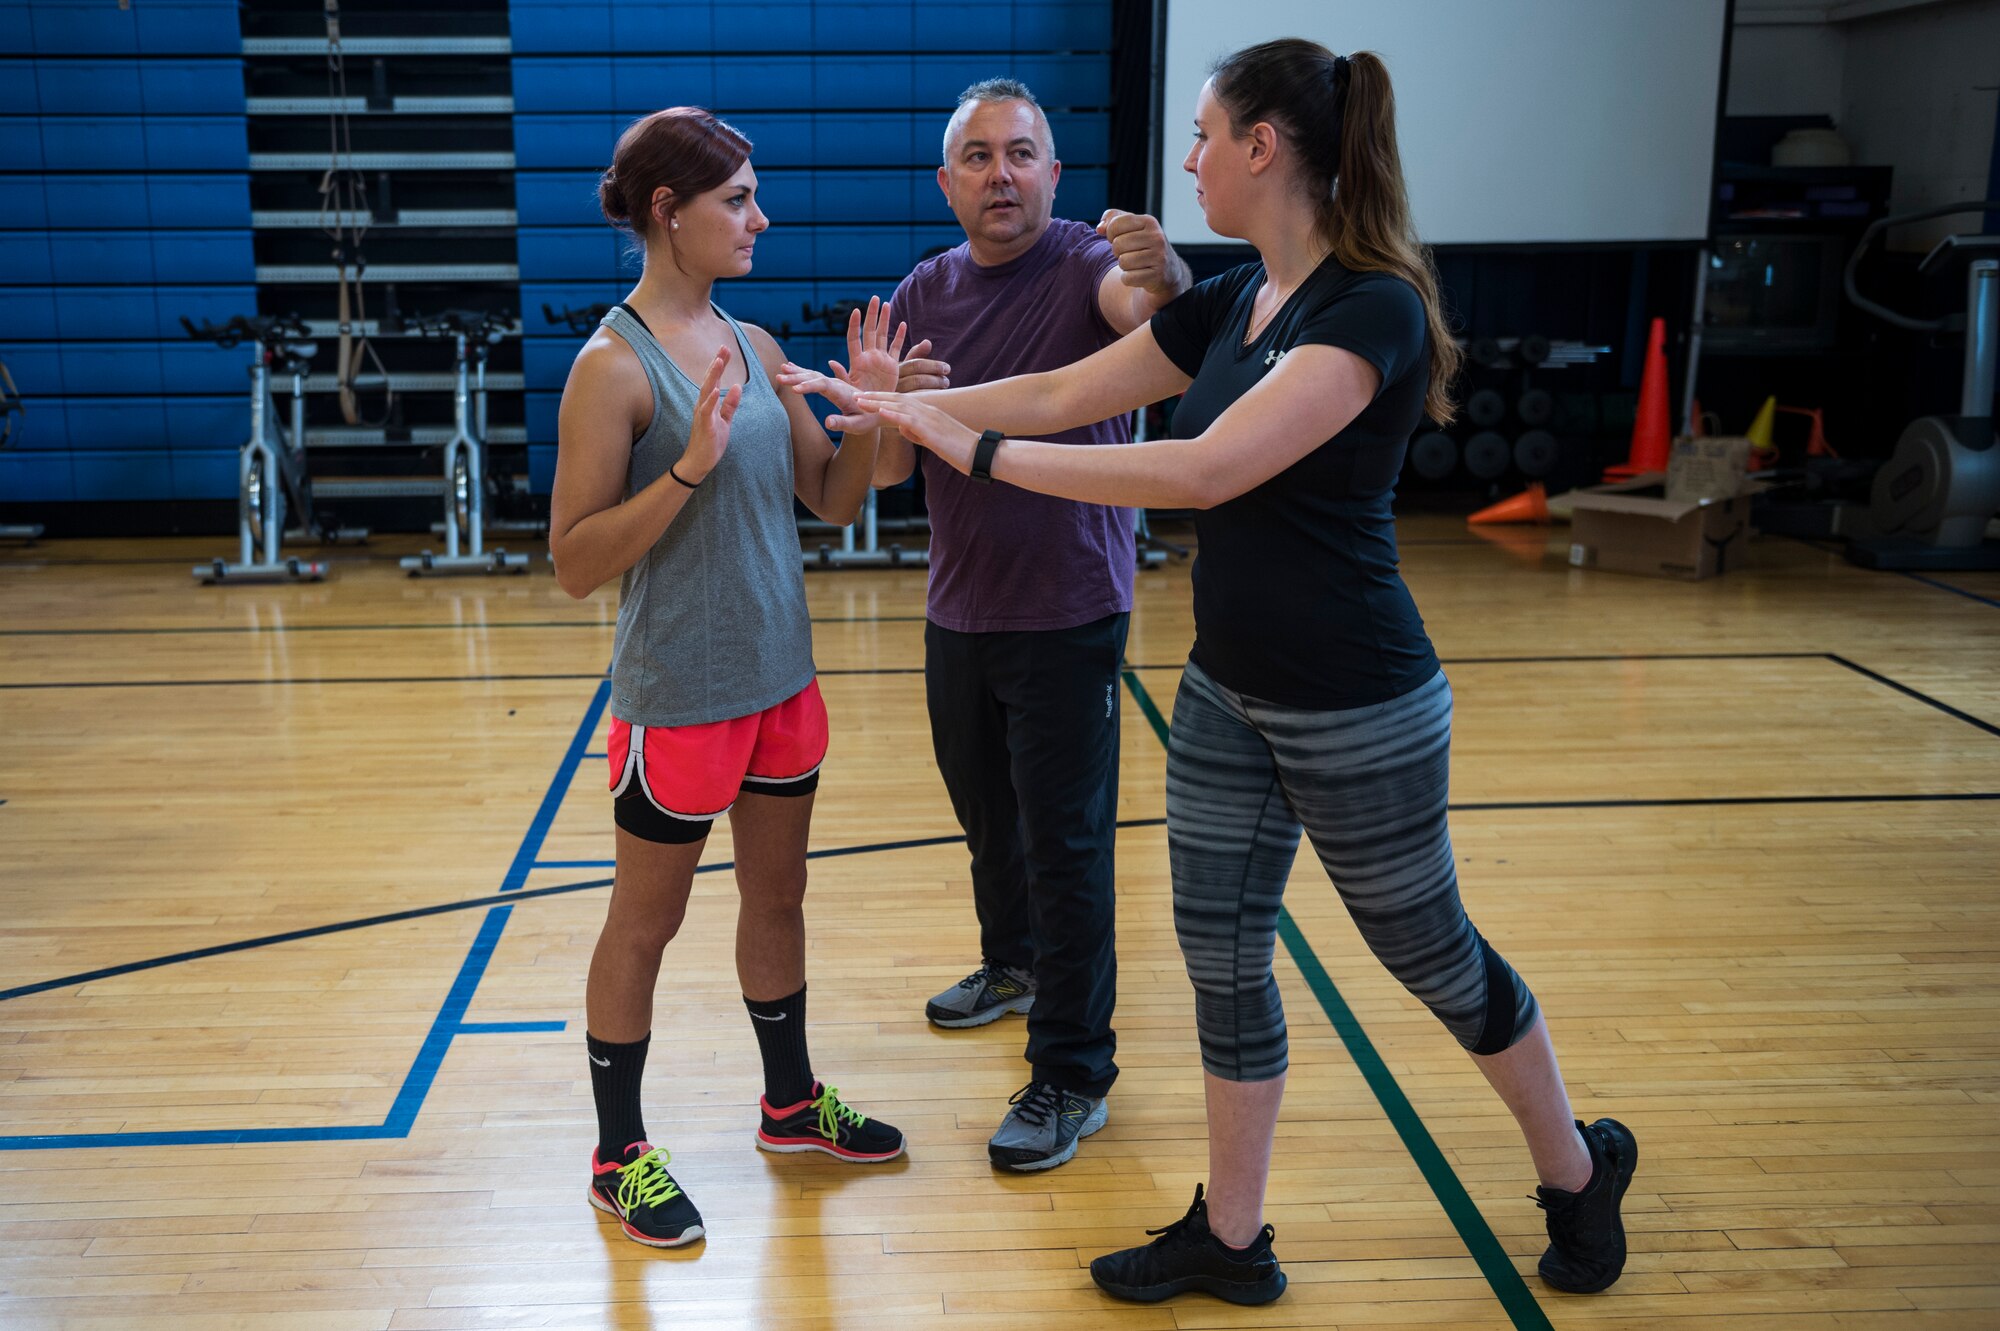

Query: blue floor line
<box><xmin>1901</xmin><ymin>571</ymin><xmax>2000</xmax><ymax>610</ymax></box>
<box><xmin>503</xmin><ymin>681</ymin><xmax>612</xmax><ymax>893</ymax></box>
<box><xmin>0</xmin><ymin>688</ymin><xmax>608</xmax><ymax>1153</ymax></box>
<box><xmin>0</xmin><ymin>1124</ymin><xmax>409</xmax><ymax>1150</ymax></box>
<box><xmin>380</xmin><ymin>907</ymin><xmax>513</xmax><ymax>1134</ymax></box>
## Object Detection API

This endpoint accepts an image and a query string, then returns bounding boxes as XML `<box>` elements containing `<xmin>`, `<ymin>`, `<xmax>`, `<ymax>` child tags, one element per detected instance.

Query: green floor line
<box><xmin>1118</xmin><ymin>667</ymin><xmax>1552</xmax><ymax>1331</ymax></box>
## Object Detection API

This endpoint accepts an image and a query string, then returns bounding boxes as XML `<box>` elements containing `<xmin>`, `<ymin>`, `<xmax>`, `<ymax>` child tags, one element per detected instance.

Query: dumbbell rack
<box><xmin>1408</xmin><ymin>334</ymin><xmax>1610</xmax><ymax>490</ymax></box>
<box><xmin>239</xmin><ymin>1</ymin><xmax>528</xmax><ymax>530</ymax></box>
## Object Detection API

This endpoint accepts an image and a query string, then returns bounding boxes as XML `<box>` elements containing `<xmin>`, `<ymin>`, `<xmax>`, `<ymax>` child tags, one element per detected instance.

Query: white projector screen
<box><xmin>1158</xmin><ymin>0</ymin><xmax>1729</xmax><ymax>246</ymax></box>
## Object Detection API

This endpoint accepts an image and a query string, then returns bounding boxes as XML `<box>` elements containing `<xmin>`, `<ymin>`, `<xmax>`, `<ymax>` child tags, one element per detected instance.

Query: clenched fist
<box><xmin>1097</xmin><ymin>209</ymin><xmax>1175</xmax><ymax>291</ymax></box>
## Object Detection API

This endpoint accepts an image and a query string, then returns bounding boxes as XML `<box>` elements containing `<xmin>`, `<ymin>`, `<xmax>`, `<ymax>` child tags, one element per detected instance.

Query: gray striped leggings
<box><xmin>1166</xmin><ymin>660</ymin><xmax>1539</xmax><ymax>1082</ymax></box>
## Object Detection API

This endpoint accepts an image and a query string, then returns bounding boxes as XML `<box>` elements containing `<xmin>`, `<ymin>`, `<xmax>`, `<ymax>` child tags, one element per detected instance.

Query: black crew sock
<box><xmin>744</xmin><ymin>984</ymin><xmax>813</xmax><ymax>1108</ymax></box>
<box><xmin>586</xmin><ymin>1031</ymin><xmax>650</xmax><ymax>1163</ymax></box>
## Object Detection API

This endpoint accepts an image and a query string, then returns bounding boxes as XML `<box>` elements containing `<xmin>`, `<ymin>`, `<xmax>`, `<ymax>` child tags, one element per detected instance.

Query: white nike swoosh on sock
<box><xmin>589</xmin><ymin>1054</ymin><xmax>611</xmax><ymax>1066</ymax></box>
<box><xmin>750</xmin><ymin>1012</ymin><xmax>788</xmax><ymax>1022</ymax></box>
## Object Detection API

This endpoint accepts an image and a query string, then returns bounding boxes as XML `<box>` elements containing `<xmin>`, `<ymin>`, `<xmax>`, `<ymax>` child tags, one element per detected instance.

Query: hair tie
<box><xmin>1328</xmin><ymin>54</ymin><xmax>1352</xmax><ymax>188</ymax></box>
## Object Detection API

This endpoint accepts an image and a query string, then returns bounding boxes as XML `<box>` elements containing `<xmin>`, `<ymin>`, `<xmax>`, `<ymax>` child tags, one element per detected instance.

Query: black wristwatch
<box><xmin>970</xmin><ymin>429</ymin><xmax>1004</xmax><ymax>484</ymax></box>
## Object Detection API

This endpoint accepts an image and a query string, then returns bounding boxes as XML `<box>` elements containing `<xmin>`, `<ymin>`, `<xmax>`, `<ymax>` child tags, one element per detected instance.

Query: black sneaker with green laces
<box><xmin>1090</xmin><ymin>1183</ymin><xmax>1287</xmax><ymax>1305</ymax></box>
<box><xmin>1535</xmin><ymin>1117</ymin><xmax>1639</xmax><ymax>1293</ymax></box>
<box><xmin>588</xmin><ymin>1141</ymin><xmax>705</xmax><ymax>1248</ymax></box>
<box><xmin>756</xmin><ymin>1081</ymin><xmax>906</xmax><ymax>1162</ymax></box>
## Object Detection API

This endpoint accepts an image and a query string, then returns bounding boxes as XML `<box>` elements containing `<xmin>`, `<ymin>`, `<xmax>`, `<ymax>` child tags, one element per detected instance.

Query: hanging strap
<box><xmin>319</xmin><ymin>0</ymin><xmax>394</xmax><ymax>428</ymax></box>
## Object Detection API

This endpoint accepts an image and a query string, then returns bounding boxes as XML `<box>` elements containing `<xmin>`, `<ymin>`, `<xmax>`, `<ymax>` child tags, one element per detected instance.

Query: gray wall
<box><xmin>1730</xmin><ymin>0</ymin><xmax>2000</xmax><ymax>249</ymax></box>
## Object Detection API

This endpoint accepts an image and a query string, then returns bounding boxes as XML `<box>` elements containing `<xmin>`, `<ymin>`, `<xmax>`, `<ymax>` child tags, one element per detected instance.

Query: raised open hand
<box><xmin>846</xmin><ymin>295</ymin><xmax>906</xmax><ymax>396</ymax></box>
<box><xmin>681</xmin><ymin>345</ymin><xmax>741</xmax><ymax>482</ymax></box>
<box><xmin>775</xmin><ymin>294</ymin><xmax>904</xmax><ymax>433</ymax></box>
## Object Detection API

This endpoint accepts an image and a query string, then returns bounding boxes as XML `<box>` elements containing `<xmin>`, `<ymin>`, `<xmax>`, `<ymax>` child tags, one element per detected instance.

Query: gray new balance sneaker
<box><xmin>925</xmin><ymin>961</ymin><xmax>1036</xmax><ymax>1028</ymax></box>
<box><xmin>988</xmin><ymin>1080</ymin><xmax>1108</xmax><ymax>1171</ymax></box>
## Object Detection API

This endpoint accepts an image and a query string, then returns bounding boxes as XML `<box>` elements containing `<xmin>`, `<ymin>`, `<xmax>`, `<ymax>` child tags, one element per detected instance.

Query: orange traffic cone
<box><xmin>1605</xmin><ymin>317</ymin><xmax>1671</xmax><ymax>480</ymax></box>
<box><xmin>1468</xmin><ymin>481</ymin><xmax>1550</xmax><ymax>525</ymax></box>
<box><xmin>1778</xmin><ymin>404</ymin><xmax>1838</xmax><ymax>458</ymax></box>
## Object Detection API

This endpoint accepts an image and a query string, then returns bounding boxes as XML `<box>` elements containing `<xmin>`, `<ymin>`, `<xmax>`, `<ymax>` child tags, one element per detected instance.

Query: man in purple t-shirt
<box><xmin>877</xmin><ymin>79</ymin><xmax>1190</xmax><ymax>1172</ymax></box>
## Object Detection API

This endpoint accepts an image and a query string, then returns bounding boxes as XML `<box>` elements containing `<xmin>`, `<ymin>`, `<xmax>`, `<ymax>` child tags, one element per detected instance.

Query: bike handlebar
<box><xmin>179</xmin><ymin>312</ymin><xmax>312</xmax><ymax>349</ymax></box>
<box><xmin>542</xmin><ymin>302</ymin><xmax>613</xmax><ymax>334</ymax></box>
<box><xmin>398</xmin><ymin>308</ymin><xmax>516</xmax><ymax>341</ymax></box>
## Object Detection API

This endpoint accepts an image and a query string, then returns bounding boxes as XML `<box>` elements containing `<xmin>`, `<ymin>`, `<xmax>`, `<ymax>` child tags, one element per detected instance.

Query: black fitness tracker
<box><xmin>970</xmin><ymin>429</ymin><xmax>1004</xmax><ymax>484</ymax></box>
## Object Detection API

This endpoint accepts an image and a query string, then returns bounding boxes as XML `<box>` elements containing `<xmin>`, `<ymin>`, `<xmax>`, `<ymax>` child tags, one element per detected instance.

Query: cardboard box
<box><xmin>1563</xmin><ymin>472</ymin><xmax>1757</xmax><ymax>580</ymax></box>
<box><xmin>1666</xmin><ymin>435</ymin><xmax>1752</xmax><ymax>503</ymax></box>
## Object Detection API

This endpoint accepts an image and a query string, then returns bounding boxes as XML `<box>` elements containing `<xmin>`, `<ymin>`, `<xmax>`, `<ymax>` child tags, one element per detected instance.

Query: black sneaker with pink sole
<box><xmin>756</xmin><ymin>1081</ymin><xmax>905</xmax><ymax>1162</ymax></box>
<box><xmin>588</xmin><ymin>1141</ymin><xmax>705</xmax><ymax>1248</ymax></box>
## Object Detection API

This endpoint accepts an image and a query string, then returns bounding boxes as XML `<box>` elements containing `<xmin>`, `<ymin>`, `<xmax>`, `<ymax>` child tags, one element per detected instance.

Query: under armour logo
<box><xmin>1264</xmin><ymin>348</ymin><xmax>1287</xmax><ymax>368</ymax></box>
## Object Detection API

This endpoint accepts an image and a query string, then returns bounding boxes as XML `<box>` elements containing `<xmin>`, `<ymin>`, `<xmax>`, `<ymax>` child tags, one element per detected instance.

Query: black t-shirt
<box><xmin>1150</xmin><ymin>256</ymin><xmax>1440</xmax><ymax>709</ymax></box>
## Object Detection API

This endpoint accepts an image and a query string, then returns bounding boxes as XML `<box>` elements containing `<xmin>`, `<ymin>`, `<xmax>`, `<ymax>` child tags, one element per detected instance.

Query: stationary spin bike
<box><xmin>182</xmin><ymin>313</ymin><xmax>366</xmax><ymax>584</ymax></box>
<box><xmin>0</xmin><ymin>357</ymin><xmax>42</xmax><ymax>543</ymax></box>
<box><xmin>398</xmin><ymin>308</ymin><xmax>530</xmax><ymax>576</ymax></box>
<box><xmin>1844</xmin><ymin>201</ymin><xmax>2000</xmax><ymax>570</ymax></box>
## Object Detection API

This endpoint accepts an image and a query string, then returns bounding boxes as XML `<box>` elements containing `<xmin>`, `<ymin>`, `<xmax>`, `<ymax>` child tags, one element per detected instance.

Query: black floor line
<box><xmin>0</xmin><ymin>615</ymin><xmax>926</xmax><ymax>638</ymax></box>
<box><xmin>0</xmin><ymin>820</ymin><xmax>1168</xmax><ymax>1005</ymax></box>
<box><xmin>1824</xmin><ymin>654</ymin><xmax>2000</xmax><ymax>739</ymax></box>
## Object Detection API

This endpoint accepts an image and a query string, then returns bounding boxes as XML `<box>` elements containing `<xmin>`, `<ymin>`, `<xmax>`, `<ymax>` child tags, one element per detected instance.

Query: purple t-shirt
<box><xmin>891</xmin><ymin>218</ymin><xmax>1136</xmax><ymax>633</ymax></box>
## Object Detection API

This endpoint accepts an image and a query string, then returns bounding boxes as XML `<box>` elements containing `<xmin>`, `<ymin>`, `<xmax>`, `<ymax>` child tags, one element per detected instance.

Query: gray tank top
<box><xmin>604</xmin><ymin>303</ymin><xmax>815</xmax><ymax>727</ymax></box>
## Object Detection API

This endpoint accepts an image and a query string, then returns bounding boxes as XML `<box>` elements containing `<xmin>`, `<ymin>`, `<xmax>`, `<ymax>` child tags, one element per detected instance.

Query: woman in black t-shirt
<box><xmin>835</xmin><ymin>39</ymin><xmax>1634</xmax><ymax>1308</ymax></box>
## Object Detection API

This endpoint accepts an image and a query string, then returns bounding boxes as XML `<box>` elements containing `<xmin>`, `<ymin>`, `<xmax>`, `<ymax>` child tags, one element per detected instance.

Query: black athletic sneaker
<box><xmin>588</xmin><ymin>1142</ymin><xmax>705</xmax><ymax>1248</ymax></box>
<box><xmin>756</xmin><ymin>1082</ymin><xmax>906</xmax><ymax>1162</ymax></box>
<box><xmin>925</xmin><ymin>960</ymin><xmax>1036</xmax><ymax>1028</ymax></box>
<box><xmin>1090</xmin><ymin>1183</ymin><xmax>1286</xmax><ymax>1305</ymax></box>
<box><xmin>1535</xmin><ymin>1117</ymin><xmax>1639</xmax><ymax>1293</ymax></box>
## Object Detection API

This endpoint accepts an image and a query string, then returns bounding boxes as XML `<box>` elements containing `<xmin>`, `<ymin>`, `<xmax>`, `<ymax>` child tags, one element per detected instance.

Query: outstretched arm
<box><xmin>786</xmin><ymin>320</ymin><xmax>1192</xmax><ymax>442</ymax></box>
<box><xmin>859</xmin><ymin>342</ymin><xmax>1381</xmax><ymax>511</ymax></box>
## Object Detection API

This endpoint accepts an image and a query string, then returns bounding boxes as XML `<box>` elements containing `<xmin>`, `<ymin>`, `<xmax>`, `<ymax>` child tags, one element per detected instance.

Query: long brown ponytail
<box><xmin>1211</xmin><ymin>41</ymin><xmax>1462</xmax><ymax>425</ymax></box>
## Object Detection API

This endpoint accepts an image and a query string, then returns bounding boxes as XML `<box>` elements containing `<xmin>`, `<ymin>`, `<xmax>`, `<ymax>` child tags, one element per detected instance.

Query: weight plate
<box><xmin>1464</xmin><ymin>430</ymin><xmax>1510</xmax><ymax>479</ymax></box>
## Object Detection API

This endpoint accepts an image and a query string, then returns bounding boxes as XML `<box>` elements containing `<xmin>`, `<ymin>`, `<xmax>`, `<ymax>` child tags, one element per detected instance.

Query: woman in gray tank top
<box><xmin>547</xmin><ymin>107</ymin><xmax>911</xmax><ymax>1249</ymax></box>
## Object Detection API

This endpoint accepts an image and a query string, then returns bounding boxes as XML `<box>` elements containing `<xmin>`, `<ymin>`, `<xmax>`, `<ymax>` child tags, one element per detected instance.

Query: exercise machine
<box><xmin>398</xmin><ymin>309</ymin><xmax>530</xmax><ymax>576</ymax></box>
<box><xmin>0</xmin><ymin>357</ymin><xmax>41</xmax><ymax>543</ymax></box>
<box><xmin>1842</xmin><ymin>202</ymin><xmax>2000</xmax><ymax>571</ymax></box>
<box><xmin>183</xmin><ymin>313</ymin><xmax>366</xmax><ymax>583</ymax></box>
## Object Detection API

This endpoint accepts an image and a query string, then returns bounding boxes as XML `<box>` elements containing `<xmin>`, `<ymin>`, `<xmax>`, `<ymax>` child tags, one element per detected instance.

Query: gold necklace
<box><xmin>1245</xmin><ymin>252</ymin><xmax>1330</xmax><ymax>343</ymax></box>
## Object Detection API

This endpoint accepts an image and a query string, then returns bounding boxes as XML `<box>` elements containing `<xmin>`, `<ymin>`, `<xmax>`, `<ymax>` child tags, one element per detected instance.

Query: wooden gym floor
<box><xmin>1</xmin><ymin>517</ymin><xmax>1996</xmax><ymax>1330</ymax></box>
